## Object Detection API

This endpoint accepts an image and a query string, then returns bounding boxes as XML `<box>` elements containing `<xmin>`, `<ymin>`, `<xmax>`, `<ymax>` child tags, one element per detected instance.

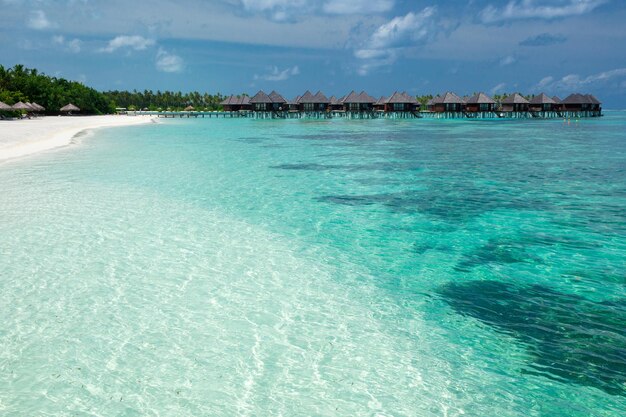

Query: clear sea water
<box><xmin>1</xmin><ymin>113</ymin><xmax>625</xmax><ymax>416</ymax></box>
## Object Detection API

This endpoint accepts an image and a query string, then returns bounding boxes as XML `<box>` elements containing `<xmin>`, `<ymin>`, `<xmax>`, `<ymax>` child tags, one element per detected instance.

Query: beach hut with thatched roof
<box><xmin>501</xmin><ymin>93</ymin><xmax>529</xmax><ymax>112</ymax></box>
<box><xmin>466</xmin><ymin>92</ymin><xmax>496</xmax><ymax>113</ymax></box>
<box><xmin>529</xmin><ymin>93</ymin><xmax>556</xmax><ymax>112</ymax></box>
<box><xmin>184</xmin><ymin>105</ymin><xmax>195</xmax><ymax>111</ymax></box>
<box><xmin>433</xmin><ymin>92</ymin><xmax>464</xmax><ymax>113</ymax></box>
<box><xmin>385</xmin><ymin>91</ymin><xmax>419</xmax><ymax>112</ymax></box>
<box><xmin>60</xmin><ymin>103</ymin><xmax>80</xmax><ymax>114</ymax></box>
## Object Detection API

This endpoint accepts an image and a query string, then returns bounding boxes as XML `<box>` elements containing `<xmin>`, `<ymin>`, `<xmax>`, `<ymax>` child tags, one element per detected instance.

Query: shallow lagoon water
<box><xmin>1</xmin><ymin>113</ymin><xmax>625</xmax><ymax>416</ymax></box>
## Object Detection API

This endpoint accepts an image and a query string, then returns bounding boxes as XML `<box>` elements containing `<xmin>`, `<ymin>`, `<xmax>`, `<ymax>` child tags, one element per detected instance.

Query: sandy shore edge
<box><xmin>0</xmin><ymin>115</ymin><xmax>157</xmax><ymax>162</ymax></box>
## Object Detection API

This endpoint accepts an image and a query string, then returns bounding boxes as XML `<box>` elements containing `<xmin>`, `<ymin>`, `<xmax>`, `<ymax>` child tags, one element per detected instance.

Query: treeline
<box><xmin>102</xmin><ymin>90</ymin><xmax>235</xmax><ymax>111</ymax></box>
<box><xmin>0</xmin><ymin>65</ymin><xmax>113</xmax><ymax>114</ymax></box>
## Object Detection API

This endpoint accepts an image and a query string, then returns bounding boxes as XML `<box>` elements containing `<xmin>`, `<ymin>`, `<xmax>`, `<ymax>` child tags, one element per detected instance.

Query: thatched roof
<box><xmin>356</xmin><ymin>91</ymin><xmax>376</xmax><ymax>103</ymax></box>
<box><xmin>386</xmin><ymin>91</ymin><xmax>417</xmax><ymax>104</ymax></box>
<box><xmin>375</xmin><ymin>96</ymin><xmax>387</xmax><ymax>105</ymax></box>
<box><xmin>529</xmin><ymin>93</ymin><xmax>556</xmax><ymax>105</ymax></box>
<box><xmin>249</xmin><ymin>90</ymin><xmax>272</xmax><ymax>104</ymax></box>
<box><xmin>440</xmin><ymin>92</ymin><xmax>464</xmax><ymax>104</ymax></box>
<box><xmin>268</xmin><ymin>90</ymin><xmax>286</xmax><ymax>103</ymax></box>
<box><xmin>467</xmin><ymin>92</ymin><xmax>495</xmax><ymax>104</ymax></box>
<box><xmin>0</xmin><ymin>101</ymin><xmax>12</xmax><ymax>110</ymax></box>
<box><xmin>298</xmin><ymin>90</ymin><xmax>316</xmax><ymax>103</ymax></box>
<box><xmin>184</xmin><ymin>105</ymin><xmax>195</xmax><ymax>111</ymax></box>
<box><xmin>313</xmin><ymin>91</ymin><xmax>329</xmax><ymax>103</ymax></box>
<box><xmin>562</xmin><ymin>93</ymin><xmax>602</xmax><ymax>105</ymax></box>
<box><xmin>341</xmin><ymin>90</ymin><xmax>359</xmax><ymax>103</ymax></box>
<box><xmin>329</xmin><ymin>96</ymin><xmax>339</xmax><ymax>105</ymax></box>
<box><xmin>501</xmin><ymin>93</ymin><xmax>529</xmax><ymax>104</ymax></box>
<box><xmin>12</xmin><ymin>101</ymin><xmax>31</xmax><ymax>110</ymax></box>
<box><xmin>60</xmin><ymin>103</ymin><xmax>80</xmax><ymax>112</ymax></box>
<box><xmin>31</xmin><ymin>102</ymin><xmax>45</xmax><ymax>111</ymax></box>
<box><xmin>552</xmin><ymin>96</ymin><xmax>562</xmax><ymax>104</ymax></box>
<box><xmin>427</xmin><ymin>95</ymin><xmax>441</xmax><ymax>105</ymax></box>
<box><xmin>221</xmin><ymin>95</ymin><xmax>250</xmax><ymax>106</ymax></box>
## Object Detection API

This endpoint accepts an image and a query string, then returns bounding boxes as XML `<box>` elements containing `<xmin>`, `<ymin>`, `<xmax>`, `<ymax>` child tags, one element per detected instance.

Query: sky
<box><xmin>1</xmin><ymin>0</ymin><xmax>626</xmax><ymax>107</ymax></box>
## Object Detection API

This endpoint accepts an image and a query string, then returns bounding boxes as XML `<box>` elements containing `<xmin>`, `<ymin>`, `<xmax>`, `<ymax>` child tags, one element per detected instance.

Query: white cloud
<box><xmin>53</xmin><ymin>35</ymin><xmax>82</xmax><ymax>53</ymax></box>
<box><xmin>27</xmin><ymin>10</ymin><xmax>54</xmax><ymax>30</ymax></box>
<box><xmin>323</xmin><ymin>0</ymin><xmax>394</xmax><ymax>15</ymax></box>
<box><xmin>238</xmin><ymin>0</ymin><xmax>310</xmax><ymax>21</ymax></box>
<box><xmin>490</xmin><ymin>83</ymin><xmax>507</xmax><ymax>95</ymax></box>
<box><xmin>532</xmin><ymin>68</ymin><xmax>626</xmax><ymax>91</ymax></box>
<box><xmin>67</xmin><ymin>38</ymin><xmax>82</xmax><ymax>53</ymax></box>
<box><xmin>155</xmin><ymin>48</ymin><xmax>184</xmax><ymax>73</ymax></box>
<box><xmin>536</xmin><ymin>76</ymin><xmax>554</xmax><ymax>89</ymax></box>
<box><xmin>354</xmin><ymin>7</ymin><xmax>437</xmax><ymax>75</ymax></box>
<box><xmin>499</xmin><ymin>55</ymin><xmax>516</xmax><ymax>66</ymax></box>
<box><xmin>100</xmin><ymin>35</ymin><xmax>155</xmax><ymax>53</ymax></box>
<box><xmin>253</xmin><ymin>65</ymin><xmax>300</xmax><ymax>81</ymax></box>
<box><xmin>481</xmin><ymin>0</ymin><xmax>607</xmax><ymax>23</ymax></box>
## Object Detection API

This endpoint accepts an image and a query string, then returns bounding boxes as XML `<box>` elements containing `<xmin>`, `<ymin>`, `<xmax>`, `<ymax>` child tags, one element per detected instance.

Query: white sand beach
<box><xmin>0</xmin><ymin>115</ymin><xmax>156</xmax><ymax>162</ymax></box>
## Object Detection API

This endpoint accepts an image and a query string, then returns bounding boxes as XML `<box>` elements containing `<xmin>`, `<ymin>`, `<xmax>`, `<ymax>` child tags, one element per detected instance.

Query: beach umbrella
<box><xmin>31</xmin><ymin>102</ymin><xmax>45</xmax><ymax>111</ymax></box>
<box><xmin>60</xmin><ymin>103</ymin><xmax>80</xmax><ymax>112</ymax></box>
<box><xmin>12</xmin><ymin>101</ymin><xmax>31</xmax><ymax>111</ymax></box>
<box><xmin>25</xmin><ymin>102</ymin><xmax>37</xmax><ymax>111</ymax></box>
<box><xmin>0</xmin><ymin>101</ymin><xmax>12</xmax><ymax>111</ymax></box>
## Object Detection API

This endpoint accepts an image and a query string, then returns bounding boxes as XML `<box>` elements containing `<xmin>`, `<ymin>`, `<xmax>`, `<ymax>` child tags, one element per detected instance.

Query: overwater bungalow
<box><xmin>329</xmin><ymin>96</ymin><xmax>343</xmax><ymax>111</ymax></box>
<box><xmin>342</xmin><ymin>90</ymin><xmax>376</xmax><ymax>112</ymax></box>
<box><xmin>466</xmin><ymin>92</ymin><xmax>496</xmax><ymax>113</ymax></box>
<box><xmin>249</xmin><ymin>90</ymin><xmax>287</xmax><ymax>112</ymax></box>
<box><xmin>501</xmin><ymin>93</ymin><xmax>529</xmax><ymax>112</ymax></box>
<box><xmin>374</xmin><ymin>96</ymin><xmax>387</xmax><ymax>112</ymax></box>
<box><xmin>385</xmin><ymin>91</ymin><xmax>419</xmax><ymax>112</ymax></box>
<box><xmin>561</xmin><ymin>93</ymin><xmax>601</xmax><ymax>115</ymax></box>
<box><xmin>220</xmin><ymin>95</ymin><xmax>251</xmax><ymax>112</ymax></box>
<box><xmin>268</xmin><ymin>90</ymin><xmax>287</xmax><ymax>111</ymax></box>
<box><xmin>249</xmin><ymin>90</ymin><xmax>273</xmax><ymax>111</ymax></box>
<box><xmin>426</xmin><ymin>96</ymin><xmax>441</xmax><ymax>112</ymax></box>
<box><xmin>432</xmin><ymin>92</ymin><xmax>465</xmax><ymax>113</ymax></box>
<box><xmin>529</xmin><ymin>93</ymin><xmax>556</xmax><ymax>112</ymax></box>
<box><xmin>287</xmin><ymin>96</ymin><xmax>300</xmax><ymax>112</ymax></box>
<box><xmin>552</xmin><ymin>96</ymin><xmax>563</xmax><ymax>111</ymax></box>
<box><xmin>297</xmin><ymin>90</ymin><xmax>329</xmax><ymax>112</ymax></box>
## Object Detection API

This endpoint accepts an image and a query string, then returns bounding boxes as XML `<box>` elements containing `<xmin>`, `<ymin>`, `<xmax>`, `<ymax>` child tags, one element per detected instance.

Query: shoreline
<box><xmin>0</xmin><ymin>115</ymin><xmax>157</xmax><ymax>163</ymax></box>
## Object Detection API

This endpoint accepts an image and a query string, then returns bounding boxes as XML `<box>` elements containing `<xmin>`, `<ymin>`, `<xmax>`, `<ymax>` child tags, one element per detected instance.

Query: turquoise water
<box><xmin>1</xmin><ymin>113</ymin><xmax>625</xmax><ymax>416</ymax></box>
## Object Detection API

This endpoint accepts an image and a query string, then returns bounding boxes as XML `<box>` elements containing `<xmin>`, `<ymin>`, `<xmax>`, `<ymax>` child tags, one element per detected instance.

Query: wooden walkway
<box><xmin>137</xmin><ymin>110</ymin><xmax>602</xmax><ymax>120</ymax></box>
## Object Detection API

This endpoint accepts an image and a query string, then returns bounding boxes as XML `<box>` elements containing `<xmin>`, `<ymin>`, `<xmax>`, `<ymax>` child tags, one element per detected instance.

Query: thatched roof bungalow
<box><xmin>297</xmin><ymin>90</ymin><xmax>329</xmax><ymax>111</ymax></box>
<box><xmin>466</xmin><ymin>92</ymin><xmax>496</xmax><ymax>112</ymax></box>
<box><xmin>342</xmin><ymin>90</ymin><xmax>376</xmax><ymax>112</ymax></box>
<box><xmin>220</xmin><ymin>95</ymin><xmax>251</xmax><ymax>111</ymax></box>
<box><xmin>501</xmin><ymin>93</ymin><xmax>529</xmax><ymax>112</ymax></box>
<box><xmin>433</xmin><ymin>92</ymin><xmax>465</xmax><ymax>112</ymax></box>
<box><xmin>528</xmin><ymin>93</ymin><xmax>556</xmax><ymax>112</ymax></box>
<box><xmin>562</xmin><ymin>93</ymin><xmax>601</xmax><ymax>112</ymax></box>
<box><xmin>250</xmin><ymin>90</ymin><xmax>286</xmax><ymax>111</ymax></box>
<box><xmin>374</xmin><ymin>96</ymin><xmax>386</xmax><ymax>112</ymax></box>
<box><xmin>385</xmin><ymin>91</ymin><xmax>419</xmax><ymax>112</ymax></box>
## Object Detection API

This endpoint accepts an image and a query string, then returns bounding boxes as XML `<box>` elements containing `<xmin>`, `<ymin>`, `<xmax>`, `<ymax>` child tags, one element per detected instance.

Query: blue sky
<box><xmin>1</xmin><ymin>0</ymin><xmax>626</xmax><ymax>107</ymax></box>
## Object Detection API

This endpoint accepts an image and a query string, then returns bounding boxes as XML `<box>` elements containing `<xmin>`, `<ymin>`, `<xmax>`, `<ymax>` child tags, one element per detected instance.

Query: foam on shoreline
<box><xmin>0</xmin><ymin>115</ymin><xmax>157</xmax><ymax>162</ymax></box>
